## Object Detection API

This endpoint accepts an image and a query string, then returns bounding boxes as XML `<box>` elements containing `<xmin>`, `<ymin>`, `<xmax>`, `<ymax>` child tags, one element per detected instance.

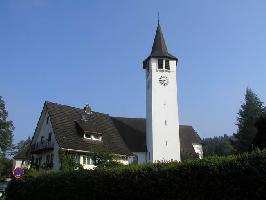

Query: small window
<box><xmin>165</xmin><ymin>120</ymin><xmax>167</xmax><ymax>126</ymax></box>
<box><xmin>41</xmin><ymin>136</ymin><xmax>44</xmax><ymax>144</ymax></box>
<box><xmin>165</xmin><ymin>60</ymin><xmax>170</xmax><ymax>70</ymax></box>
<box><xmin>84</xmin><ymin>133</ymin><xmax>92</xmax><ymax>139</ymax></box>
<box><xmin>46</xmin><ymin>154</ymin><xmax>50</xmax><ymax>164</ymax></box>
<box><xmin>87</xmin><ymin>157</ymin><xmax>94</xmax><ymax>165</ymax></box>
<box><xmin>74</xmin><ymin>155</ymin><xmax>80</xmax><ymax>164</ymax></box>
<box><xmin>83</xmin><ymin>156</ymin><xmax>86</xmax><ymax>165</ymax></box>
<box><xmin>46</xmin><ymin>116</ymin><xmax>50</xmax><ymax>125</ymax></box>
<box><xmin>51</xmin><ymin>154</ymin><xmax>54</xmax><ymax>163</ymax></box>
<box><xmin>48</xmin><ymin>132</ymin><xmax>52</xmax><ymax>142</ymax></box>
<box><xmin>158</xmin><ymin>59</ymin><xmax>163</xmax><ymax>69</ymax></box>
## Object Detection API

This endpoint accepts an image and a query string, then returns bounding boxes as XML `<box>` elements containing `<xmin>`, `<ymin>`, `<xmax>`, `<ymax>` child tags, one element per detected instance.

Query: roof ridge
<box><xmin>45</xmin><ymin>101</ymin><xmax>108</xmax><ymax>116</ymax></box>
<box><xmin>112</xmin><ymin>116</ymin><xmax>145</xmax><ymax>120</ymax></box>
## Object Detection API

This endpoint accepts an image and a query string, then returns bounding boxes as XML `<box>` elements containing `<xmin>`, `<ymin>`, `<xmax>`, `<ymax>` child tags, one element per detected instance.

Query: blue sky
<box><xmin>1</xmin><ymin>0</ymin><xmax>266</xmax><ymax>142</ymax></box>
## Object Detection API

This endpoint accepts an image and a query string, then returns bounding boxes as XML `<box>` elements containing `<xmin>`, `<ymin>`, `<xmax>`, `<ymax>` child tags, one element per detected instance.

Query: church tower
<box><xmin>143</xmin><ymin>22</ymin><xmax>181</xmax><ymax>163</ymax></box>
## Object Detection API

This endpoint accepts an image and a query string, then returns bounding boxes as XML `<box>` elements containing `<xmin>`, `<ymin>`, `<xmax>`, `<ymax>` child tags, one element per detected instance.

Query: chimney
<box><xmin>84</xmin><ymin>104</ymin><xmax>92</xmax><ymax>115</ymax></box>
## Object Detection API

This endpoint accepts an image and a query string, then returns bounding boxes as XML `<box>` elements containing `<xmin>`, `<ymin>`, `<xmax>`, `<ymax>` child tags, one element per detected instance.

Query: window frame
<box><xmin>165</xmin><ymin>60</ymin><xmax>170</xmax><ymax>70</ymax></box>
<box><xmin>157</xmin><ymin>59</ymin><xmax>164</xmax><ymax>70</ymax></box>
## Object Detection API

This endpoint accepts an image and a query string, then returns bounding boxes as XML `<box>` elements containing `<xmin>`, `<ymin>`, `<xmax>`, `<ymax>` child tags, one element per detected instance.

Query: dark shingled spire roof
<box><xmin>143</xmin><ymin>22</ymin><xmax>177</xmax><ymax>68</ymax></box>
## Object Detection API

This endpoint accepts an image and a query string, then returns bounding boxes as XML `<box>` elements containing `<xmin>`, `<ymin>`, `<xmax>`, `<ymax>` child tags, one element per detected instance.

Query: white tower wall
<box><xmin>146</xmin><ymin>58</ymin><xmax>181</xmax><ymax>162</ymax></box>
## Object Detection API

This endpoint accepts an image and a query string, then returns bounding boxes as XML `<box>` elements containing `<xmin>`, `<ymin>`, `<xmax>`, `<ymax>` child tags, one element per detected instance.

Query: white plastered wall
<box><xmin>32</xmin><ymin>109</ymin><xmax>61</xmax><ymax>170</ymax></box>
<box><xmin>192</xmin><ymin>143</ymin><xmax>204</xmax><ymax>159</ymax></box>
<box><xmin>132</xmin><ymin>152</ymin><xmax>147</xmax><ymax>164</ymax></box>
<box><xmin>146</xmin><ymin>58</ymin><xmax>181</xmax><ymax>163</ymax></box>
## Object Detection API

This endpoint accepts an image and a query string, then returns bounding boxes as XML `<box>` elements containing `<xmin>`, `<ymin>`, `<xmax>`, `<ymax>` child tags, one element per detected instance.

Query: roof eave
<box><xmin>143</xmin><ymin>55</ymin><xmax>178</xmax><ymax>69</ymax></box>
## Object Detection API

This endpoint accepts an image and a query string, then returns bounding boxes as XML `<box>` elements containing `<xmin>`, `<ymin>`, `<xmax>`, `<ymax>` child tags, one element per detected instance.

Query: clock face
<box><xmin>159</xmin><ymin>76</ymin><xmax>169</xmax><ymax>86</ymax></box>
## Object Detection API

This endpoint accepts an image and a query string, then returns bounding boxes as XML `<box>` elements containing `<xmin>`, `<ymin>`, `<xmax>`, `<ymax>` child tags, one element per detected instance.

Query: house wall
<box><xmin>132</xmin><ymin>152</ymin><xmax>147</xmax><ymax>164</ymax></box>
<box><xmin>32</xmin><ymin>110</ymin><xmax>61</xmax><ymax>170</ymax></box>
<box><xmin>13</xmin><ymin>160</ymin><xmax>22</xmax><ymax>169</ymax></box>
<box><xmin>192</xmin><ymin>143</ymin><xmax>204</xmax><ymax>159</ymax></box>
<box><xmin>13</xmin><ymin>160</ymin><xmax>30</xmax><ymax>169</ymax></box>
<box><xmin>78</xmin><ymin>154</ymin><xmax>129</xmax><ymax>169</ymax></box>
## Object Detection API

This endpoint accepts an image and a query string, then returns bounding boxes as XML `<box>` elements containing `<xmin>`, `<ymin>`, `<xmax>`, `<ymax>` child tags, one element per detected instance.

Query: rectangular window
<box><xmin>158</xmin><ymin>59</ymin><xmax>163</xmax><ymax>69</ymax></box>
<box><xmin>48</xmin><ymin>132</ymin><xmax>52</xmax><ymax>142</ymax></box>
<box><xmin>75</xmin><ymin>155</ymin><xmax>80</xmax><ymax>164</ymax></box>
<box><xmin>41</xmin><ymin>136</ymin><xmax>44</xmax><ymax>144</ymax></box>
<box><xmin>87</xmin><ymin>157</ymin><xmax>93</xmax><ymax>165</ymax></box>
<box><xmin>165</xmin><ymin>60</ymin><xmax>170</xmax><ymax>70</ymax></box>
<box><xmin>84</xmin><ymin>133</ymin><xmax>92</xmax><ymax>139</ymax></box>
<box><xmin>51</xmin><ymin>154</ymin><xmax>54</xmax><ymax>164</ymax></box>
<box><xmin>83</xmin><ymin>156</ymin><xmax>86</xmax><ymax>165</ymax></box>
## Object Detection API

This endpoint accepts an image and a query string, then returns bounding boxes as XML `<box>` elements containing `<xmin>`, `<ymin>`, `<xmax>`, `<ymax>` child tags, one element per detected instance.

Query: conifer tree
<box><xmin>234</xmin><ymin>88</ymin><xmax>266</xmax><ymax>153</ymax></box>
<box><xmin>0</xmin><ymin>96</ymin><xmax>14</xmax><ymax>157</ymax></box>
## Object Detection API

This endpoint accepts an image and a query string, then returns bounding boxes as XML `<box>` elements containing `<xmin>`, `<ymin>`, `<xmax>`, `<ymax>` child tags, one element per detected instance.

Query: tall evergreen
<box><xmin>0</xmin><ymin>96</ymin><xmax>14</xmax><ymax>157</ymax></box>
<box><xmin>234</xmin><ymin>88</ymin><xmax>266</xmax><ymax>153</ymax></box>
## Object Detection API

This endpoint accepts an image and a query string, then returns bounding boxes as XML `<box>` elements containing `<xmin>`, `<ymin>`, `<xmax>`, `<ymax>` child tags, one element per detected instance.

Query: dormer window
<box><xmin>158</xmin><ymin>59</ymin><xmax>163</xmax><ymax>69</ymax></box>
<box><xmin>165</xmin><ymin>60</ymin><xmax>170</xmax><ymax>70</ymax></box>
<box><xmin>84</xmin><ymin>133</ymin><xmax>92</xmax><ymax>139</ymax></box>
<box><xmin>83</xmin><ymin>133</ymin><xmax>102</xmax><ymax>141</ymax></box>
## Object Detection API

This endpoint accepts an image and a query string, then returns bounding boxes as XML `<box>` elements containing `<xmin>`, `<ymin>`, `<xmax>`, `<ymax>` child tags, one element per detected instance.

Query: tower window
<box><xmin>165</xmin><ymin>60</ymin><xmax>170</xmax><ymax>70</ymax></box>
<box><xmin>46</xmin><ymin>116</ymin><xmax>50</xmax><ymax>125</ymax></box>
<box><xmin>158</xmin><ymin>59</ymin><xmax>163</xmax><ymax>69</ymax></box>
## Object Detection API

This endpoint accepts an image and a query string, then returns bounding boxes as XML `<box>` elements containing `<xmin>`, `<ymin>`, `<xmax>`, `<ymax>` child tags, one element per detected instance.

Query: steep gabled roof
<box><xmin>111</xmin><ymin>117</ymin><xmax>202</xmax><ymax>160</ymax></box>
<box><xmin>179</xmin><ymin>125</ymin><xmax>202</xmax><ymax>160</ymax></box>
<box><xmin>45</xmin><ymin>101</ymin><xmax>132</xmax><ymax>156</ymax></box>
<box><xmin>111</xmin><ymin>117</ymin><xmax>146</xmax><ymax>152</ymax></box>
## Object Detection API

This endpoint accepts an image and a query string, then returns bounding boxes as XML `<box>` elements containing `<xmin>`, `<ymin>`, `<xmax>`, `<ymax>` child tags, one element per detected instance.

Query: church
<box><xmin>14</xmin><ymin>22</ymin><xmax>203</xmax><ymax>170</ymax></box>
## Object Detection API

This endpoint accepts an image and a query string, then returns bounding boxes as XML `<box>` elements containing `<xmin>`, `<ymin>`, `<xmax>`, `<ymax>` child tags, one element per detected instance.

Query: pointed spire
<box><xmin>148</xmin><ymin>21</ymin><xmax>177</xmax><ymax>60</ymax></box>
<box><xmin>157</xmin><ymin>12</ymin><xmax>160</xmax><ymax>26</ymax></box>
<box><xmin>143</xmin><ymin>19</ymin><xmax>177</xmax><ymax>68</ymax></box>
<box><xmin>150</xmin><ymin>23</ymin><xmax>169</xmax><ymax>56</ymax></box>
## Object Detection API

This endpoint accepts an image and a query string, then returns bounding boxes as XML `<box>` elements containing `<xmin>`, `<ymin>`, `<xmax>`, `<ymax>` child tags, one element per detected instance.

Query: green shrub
<box><xmin>59</xmin><ymin>150</ymin><xmax>83</xmax><ymax>171</ymax></box>
<box><xmin>6</xmin><ymin>150</ymin><xmax>266</xmax><ymax>200</ymax></box>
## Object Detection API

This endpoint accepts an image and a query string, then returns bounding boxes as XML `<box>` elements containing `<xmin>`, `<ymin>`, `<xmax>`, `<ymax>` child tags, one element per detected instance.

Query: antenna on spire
<box><xmin>157</xmin><ymin>12</ymin><xmax>160</xmax><ymax>25</ymax></box>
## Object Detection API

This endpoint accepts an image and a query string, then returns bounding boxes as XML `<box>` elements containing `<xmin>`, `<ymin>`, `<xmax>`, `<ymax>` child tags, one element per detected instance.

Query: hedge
<box><xmin>6</xmin><ymin>150</ymin><xmax>266</xmax><ymax>200</ymax></box>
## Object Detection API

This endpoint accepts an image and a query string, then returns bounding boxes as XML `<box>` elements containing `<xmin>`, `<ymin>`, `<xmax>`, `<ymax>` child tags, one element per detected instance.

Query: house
<box><xmin>14</xmin><ymin>21</ymin><xmax>203</xmax><ymax>170</ymax></box>
<box><xmin>27</xmin><ymin>101</ymin><xmax>202</xmax><ymax>170</ymax></box>
<box><xmin>13</xmin><ymin>143</ymin><xmax>31</xmax><ymax>169</ymax></box>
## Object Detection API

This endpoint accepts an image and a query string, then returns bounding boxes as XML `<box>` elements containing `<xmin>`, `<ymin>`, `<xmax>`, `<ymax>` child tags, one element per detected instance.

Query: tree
<box><xmin>90</xmin><ymin>146</ymin><xmax>123</xmax><ymax>169</ymax></box>
<box><xmin>59</xmin><ymin>150</ymin><xmax>83</xmax><ymax>171</ymax></box>
<box><xmin>14</xmin><ymin>137</ymin><xmax>31</xmax><ymax>155</ymax></box>
<box><xmin>0</xmin><ymin>96</ymin><xmax>14</xmax><ymax>157</ymax></box>
<box><xmin>203</xmin><ymin>135</ymin><xmax>236</xmax><ymax>156</ymax></box>
<box><xmin>0</xmin><ymin>157</ymin><xmax>12</xmax><ymax>178</ymax></box>
<box><xmin>250</xmin><ymin>115</ymin><xmax>266</xmax><ymax>151</ymax></box>
<box><xmin>233</xmin><ymin>88</ymin><xmax>266</xmax><ymax>153</ymax></box>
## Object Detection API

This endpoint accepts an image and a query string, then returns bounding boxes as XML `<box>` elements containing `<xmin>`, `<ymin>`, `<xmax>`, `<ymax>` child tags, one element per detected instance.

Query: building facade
<box><xmin>14</xmin><ymin>23</ymin><xmax>203</xmax><ymax>170</ymax></box>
